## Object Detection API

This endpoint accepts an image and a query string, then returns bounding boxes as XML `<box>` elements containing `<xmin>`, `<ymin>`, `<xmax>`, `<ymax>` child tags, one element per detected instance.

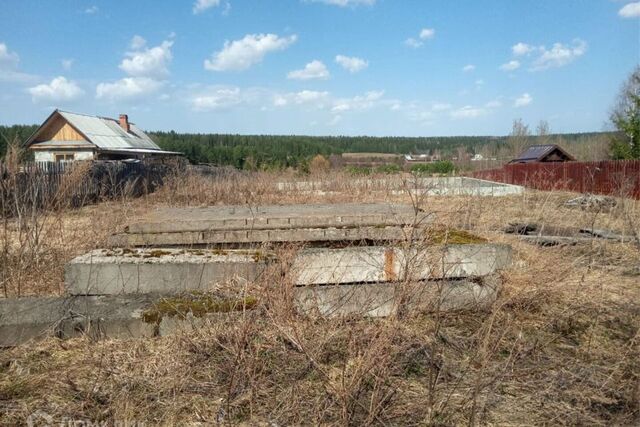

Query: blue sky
<box><xmin>0</xmin><ymin>0</ymin><xmax>638</xmax><ymax>136</ymax></box>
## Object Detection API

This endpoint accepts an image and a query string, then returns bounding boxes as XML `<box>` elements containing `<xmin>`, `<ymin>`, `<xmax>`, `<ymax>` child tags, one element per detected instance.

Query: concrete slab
<box><xmin>65</xmin><ymin>244</ymin><xmax>511</xmax><ymax>295</ymax></box>
<box><xmin>291</xmin><ymin>244</ymin><xmax>512</xmax><ymax>285</ymax></box>
<box><xmin>65</xmin><ymin>248</ymin><xmax>266</xmax><ymax>295</ymax></box>
<box><xmin>125</xmin><ymin>203</ymin><xmax>426</xmax><ymax>233</ymax></box>
<box><xmin>0</xmin><ymin>294</ymin><xmax>157</xmax><ymax>346</ymax></box>
<box><xmin>296</xmin><ymin>275</ymin><xmax>501</xmax><ymax>317</ymax></box>
<box><xmin>109</xmin><ymin>203</ymin><xmax>432</xmax><ymax>247</ymax></box>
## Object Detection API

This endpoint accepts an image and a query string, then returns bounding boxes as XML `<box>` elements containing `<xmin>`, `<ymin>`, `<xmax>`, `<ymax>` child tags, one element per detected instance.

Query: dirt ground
<box><xmin>1</xmin><ymin>171</ymin><xmax>639</xmax><ymax>425</ymax></box>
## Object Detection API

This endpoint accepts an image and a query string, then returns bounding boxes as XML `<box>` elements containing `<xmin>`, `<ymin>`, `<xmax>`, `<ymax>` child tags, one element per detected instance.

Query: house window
<box><xmin>54</xmin><ymin>153</ymin><xmax>74</xmax><ymax>162</ymax></box>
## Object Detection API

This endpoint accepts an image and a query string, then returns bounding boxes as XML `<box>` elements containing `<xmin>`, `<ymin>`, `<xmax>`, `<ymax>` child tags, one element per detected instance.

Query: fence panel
<box><xmin>471</xmin><ymin>160</ymin><xmax>640</xmax><ymax>199</ymax></box>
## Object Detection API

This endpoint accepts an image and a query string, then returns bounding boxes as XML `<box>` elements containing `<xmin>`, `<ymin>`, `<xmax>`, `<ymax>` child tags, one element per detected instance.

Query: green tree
<box><xmin>610</xmin><ymin>66</ymin><xmax>640</xmax><ymax>159</ymax></box>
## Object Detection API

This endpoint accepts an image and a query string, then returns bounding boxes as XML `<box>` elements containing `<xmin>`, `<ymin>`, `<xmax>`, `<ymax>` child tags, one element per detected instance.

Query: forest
<box><xmin>0</xmin><ymin>123</ymin><xmax>614</xmax><ymax>170</ymax></box>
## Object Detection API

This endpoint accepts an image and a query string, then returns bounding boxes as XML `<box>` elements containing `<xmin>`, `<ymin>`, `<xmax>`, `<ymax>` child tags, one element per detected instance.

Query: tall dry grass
<box><xmin>0</xmin><ymin>167</ymin><xmax>639</xmax><ymax>425</ymax></box>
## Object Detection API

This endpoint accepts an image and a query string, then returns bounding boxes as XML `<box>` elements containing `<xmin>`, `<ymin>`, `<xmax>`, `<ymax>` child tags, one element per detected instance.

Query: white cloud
<box><xmin>119</xmin><ymin>39</ymin><xmax>173</xmax><ymax>78</ymax></box>
<box><xmin>432</xmin><ymin>103</ymin><xmax>452</xmax><ymax>111</ymax></box>
<box><xmin>485</xmin><ymin>100</ymin><xmax>502</xmax><ymax>108</ymax></box>
<box><xmin>61</xmin><ymin>59</ymin><xmax>74</xmax><ymax>70</ymax></box>
<box><xmin>405</xmin><ymin>38</ymin><xmax>423</xmax><ymax>48</ymax></box>
<box><xmin>191</xmin><ymin>87</ymin><xmax>242</xmax><ymax>111</ymax></box>
<box><xmin>0</xmin><ymin>43</ymin><xmax>19</xmax><ymax>68</ymax></box>
<box><xmin>204</xmin><ymin>33</ymin><xmax>297</xmax><ymax>71</ymax></box>
<box><xmin>462</xmin><ymin>64</ymin><xmax>475</xmax><ymax>72</ymax></box>
<box><xmin>419</xmin><ymin>28</ymin><xmax>435</xmax><ymax>40</ymax></box>
<box><xmin>274</xmin><ymin>90</ymin><xmax>330</xmax><ymax>107</ymax></box>
<box><xmin>129</xmin><ymin>35</ymin><xmax>147</xmax><ymax>50</ymax></box>
<box><xmin>450</xmin><ymin>105</ymin><xmax>487</xmax><ymax>119</ymax></box>
<box><xmin>514</xmin><ymin>93</ymin><xmax>532</xmax><ymax>107</ymax></box>
<box><xmin>305</xmin><ymin>0</ymin><xmax>375</xmax><ymax>7</ymax></box>
<box><xmin>531</xmin><ymin>39</ymin><xmax>587</xmax><ymax>71</ymax></box>
<box><xmin>512</xmin><ymin>42</ymin><xmax>534</xmax><ymax>56</ymax></box>
<box><xmin>331</xmin><ymin>90</ymin><xmax>384</xmax><ymax>113</ymax></box>
<box><xmin>619</xmin><ymin>2</ymin><xmax>640</xmax><ymax>18</ymax></box>
<box><xmin>0</xmin><ymin>42</ymin><xmax>35</xmax><ymax>83</ymax></box>
<box><xmin>287</xmin><ymin>60</ymin><xmax>330</xmax><ymax>80</ymax></box>
<box><xmin>28</xmin><ymin>76</ymin><xmax>84</xmax><ymax>102</ymax></box>
<box><xmin>335</xmin><ymin>55</ymin><xmax>368</xmax><ymax>73</ymax></box>
<box><xmin>500</xmin><ymin>60</ymin><xmax>520</xmax><ymax>71</ymax></box>
<box><xmin>96</xmin><ymin>77</ymin><xmax>163</xmax><ymax>101</ymax></box>
<box><xmin>84</xmin><ymin>5</ymin><xmax>98</xmax><ymax>14</ymax></box>
<box><xmin>193</xmin><ymin>0</ymin><xmax>221</xmax><ymax>14</ymax></box>
<box><xmin>405</xmin><ymin>27</ymin><xmax>435</xmax><ymax>48</ymax></box>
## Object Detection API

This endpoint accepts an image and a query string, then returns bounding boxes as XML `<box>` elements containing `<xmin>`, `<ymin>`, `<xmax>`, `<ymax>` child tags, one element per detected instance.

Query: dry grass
<box><xmin>1</xmin><ymin>169</ymin><xmax>639</xmax><ymax>425</ymax></box>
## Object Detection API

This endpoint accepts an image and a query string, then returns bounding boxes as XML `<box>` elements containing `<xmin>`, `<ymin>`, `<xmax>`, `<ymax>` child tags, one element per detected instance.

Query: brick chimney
<box><xmin>119</xmin><ymin>114</ymin><xmax>130</xmax><ymax>133</ymax></box>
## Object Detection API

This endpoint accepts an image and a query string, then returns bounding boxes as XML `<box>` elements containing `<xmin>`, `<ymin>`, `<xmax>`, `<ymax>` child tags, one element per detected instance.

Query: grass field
<box><xmin>1</xmin><ymin>169</ymin><xmax>639</xmax><ymax>425</ymax></box>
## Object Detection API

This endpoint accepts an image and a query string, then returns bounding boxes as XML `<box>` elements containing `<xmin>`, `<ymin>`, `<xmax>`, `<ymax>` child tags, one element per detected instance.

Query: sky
<box><xmin>0</xmin><ymin>0</ymin><xmax>638</xmax><ymax>136</ymax></box>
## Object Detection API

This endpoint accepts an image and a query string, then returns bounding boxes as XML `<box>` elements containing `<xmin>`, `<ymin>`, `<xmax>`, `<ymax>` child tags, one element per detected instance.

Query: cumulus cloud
<box><xmin>331</xmin><ymin>90</ymin><xmax>384</xmax><ymax>113</ymax></box>
<box><xmin>191</xmin><ymin>87</ymin><xmax>242</xmax><ymax>111</ymax></box>
<box><xmin>205</xmin><ymin>33</ymin><xmax>297</xmax><ymax>71</ymax></box>
<box><xmin>96</xmin><ymin>77</ymin><xmax>163</xmax><ymax>101</ymax></box>
<box><xmin>531</xmin><ymin>39</ymin><xmax>587</xmax><ymax>71</ymax></box>
<box><xmin>512</xmin><ymin>42</ymin><xmax>534</xmax><ymax>56</ymax></box>
<box><xmin>28</xmin><ymin>76</ymin><xmax>84</xmax><ymax>102</ymax></box>
<box><xmin>405</xmin><ymin>27</ymin><xmax>435</xmax><ymax>48</ymax></box>
<box><xmin>450</xmin><ymin>105</ymin><xmax>487</xmax><ymax>119</ymax></box>
<box><xmin>61</xmin><ymin>59</ymin><xmax>74</xmax><ymax>70</ymax></box>
<box><xmin>619</xmin><ymin>2</ymin><xmax>640</xmax><ymax>18</ymax></box>
<box><xmin>514</xmin><ymin>93</ymin><xmax>532</xmax><ymax>107</ymax></box>
<box><xmin>193</xmin><ymin>0</ymin><xmax>221</xmax><ymax>14</ymax></box>
<box><xmin>305</xmin><ymin>0</ymin><xmax>375</xmax><ymax>7</ymax></box>
<box><xmin>84</xmin><ymin>5</ymin><xmax>98</xmax><ymax>14</ymax></box>
<box><xmin>462</xmin><ymin>64</ymin><xmax>475</xmax><ymax>72</ymax></box>
<box><xmin>287</xmin><ymin>60</ymin><xmax>330</xmax><ymax>80</ymax></box>
<box><xmin>274</xmin><ymin>90</ymin><xmax>330</xmax><ymax>107</ymax></box>
<box><xmin>129</xmin><ymin>35</ymin><xmax>147</xmax><ymax>50</ymax></box>
<box><xmin>119</xmin><ymin>38</ymin><xmax>173</xmax><ymax>78</ymax></box>
<box><xmin>500</xmin><ymin>60</ymin><xmax>520</xmax><ymax>71</ymax></box>
<box><xmin>335</xmin><ymin>55</ymin><xmax>368</xmax><ymax>73</ymax></box>
<box><xmin>0</xmin><ymin>43</ymin><xmax>19</xmax><ymax>68</ymax></box>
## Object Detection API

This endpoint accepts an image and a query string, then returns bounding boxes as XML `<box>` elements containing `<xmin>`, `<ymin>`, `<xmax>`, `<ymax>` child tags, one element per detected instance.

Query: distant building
<box><xmin>26</xmin><ymin>109</ymin><xmax>180</xmax><ymax>162</ymax></box>
<box><xmin>509</xmin><ymin>144</ymin><xmax>575</xmax><ymax>164</ymax></box>
<box><xmin>471</xmin><ymin>153</ymin><xmax>484</xmax><ymax>161</ymax></box>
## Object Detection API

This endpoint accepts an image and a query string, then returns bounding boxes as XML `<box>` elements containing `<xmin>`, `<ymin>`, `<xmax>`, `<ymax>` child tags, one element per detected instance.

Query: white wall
<box><xmin>33</xmin><ymin>150</ymin><xmax>94</xmax><ymax>162</ymax></box>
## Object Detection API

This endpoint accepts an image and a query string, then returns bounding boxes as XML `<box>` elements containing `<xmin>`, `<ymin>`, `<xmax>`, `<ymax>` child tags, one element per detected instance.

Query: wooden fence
<box><xmin>0</xmin><ymin>161</ymin><xmax>175</xmax><ymax>216</ymax></box>
<box><xmin>471</xmin><ymin>160</ymin><xmax>640</xmax><ymax>199</ymax></box>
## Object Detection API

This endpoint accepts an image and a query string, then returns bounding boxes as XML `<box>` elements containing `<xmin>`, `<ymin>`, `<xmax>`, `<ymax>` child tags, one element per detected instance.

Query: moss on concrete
<box><xmin>142</xmin><ymin>292</ymin><xmax>258</xmax><ymax>324</ymax></box>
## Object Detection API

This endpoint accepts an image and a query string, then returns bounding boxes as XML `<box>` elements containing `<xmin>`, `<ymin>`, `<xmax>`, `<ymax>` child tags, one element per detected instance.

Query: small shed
<box><xmin>26</xmin><ymin>109</ymin><xmax>180</xmax><ymax>162</ymax></box>
<box><xmin>509</xmin><ymin>144</ymin><xmax>575</xmax><ymax>164</ymax></box>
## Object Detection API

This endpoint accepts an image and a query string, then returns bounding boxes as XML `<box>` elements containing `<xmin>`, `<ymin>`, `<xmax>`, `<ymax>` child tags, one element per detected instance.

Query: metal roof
<box><xmin>510</xmin><ymin>144</ymin><xmax>575</xmax><ymax>163</ymax></box>
<box><xmin>57</xmin><ymin>110</ymin><xmax>160</xmax><ymax>150</ymax></box>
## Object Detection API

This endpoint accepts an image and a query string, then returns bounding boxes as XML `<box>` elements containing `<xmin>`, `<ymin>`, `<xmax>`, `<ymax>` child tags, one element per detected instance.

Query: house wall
<box><xmin>34</xmin><ymin>150</ymin><xmax>94</xmax><ymax>162</ymax></box>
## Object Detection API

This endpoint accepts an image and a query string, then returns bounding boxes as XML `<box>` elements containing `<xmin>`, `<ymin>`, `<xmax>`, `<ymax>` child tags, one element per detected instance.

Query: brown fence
<box><xmin>471</xmin><ymin>160</ymin><xmax>640</xmax><ymax>199</ymax></box>
<box><xmin>0</xmin><ymin>160</ymin><xmax>175</xmax><ymax>216</ymax></box>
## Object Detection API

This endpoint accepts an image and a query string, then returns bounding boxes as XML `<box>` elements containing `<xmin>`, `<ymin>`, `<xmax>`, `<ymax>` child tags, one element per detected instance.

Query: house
<box><xmin>26</xmin><ymin>109</ymin><xmax>180</xmax><ymax>162</ymax></box>
<box><xmin>509</xmin><ymin>144</ymin><xmax>575</xmax><ymax>164</ymax></box>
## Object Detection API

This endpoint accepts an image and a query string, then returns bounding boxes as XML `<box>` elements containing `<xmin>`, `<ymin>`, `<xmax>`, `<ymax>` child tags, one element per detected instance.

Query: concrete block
<box><xmin>66</xmin><ymin>248</ymin><xmax>266</xmax><ymax>295</ymax></box>
<box><xmin>295</xmin><ymin>275</ymin><xmax>502</xmax><ymax>317</ymax></box>
<box><xmin>291</xmin><ymin>244</ymin><xmax>512</xmax><ymax>285</ymax></box>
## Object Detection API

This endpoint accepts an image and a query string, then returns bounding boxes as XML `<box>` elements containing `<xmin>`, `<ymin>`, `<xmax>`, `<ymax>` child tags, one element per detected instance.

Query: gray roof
<box><xmin>27</xmin><ymin>110</ymin><xmax>162</xmax><ymax>152</ymax></box>
<box><xmin>57</xmin><ymin>110</ymin><xmax>160</xmax><ymax>150</ymax></box>
<box><xmin>510</xmin><ymin>144</ymin><xmax>575</xmax><ymax>163</ymax></box>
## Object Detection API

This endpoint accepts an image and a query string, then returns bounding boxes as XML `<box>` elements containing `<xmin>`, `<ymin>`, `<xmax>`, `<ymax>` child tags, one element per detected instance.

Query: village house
<box><xmin>509</xmin><ymin>144</ymin><xmax>576</xmax><ymax>164</ymax></box>
<box><xmin>25</xmin><ymin>109</ymin><xmax>179</xmax><ymax>162</ymax></box>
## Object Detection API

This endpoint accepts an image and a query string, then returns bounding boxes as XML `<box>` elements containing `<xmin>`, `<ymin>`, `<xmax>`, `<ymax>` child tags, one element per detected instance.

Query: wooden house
<box><xmin>509</xmin><ymin>144</ymin><xmax>575</xmax><ymax>164</ymax></box>
<box><xmin>25</xmin><ymin>109</ymin><xmax>179</xmax><ymax>162</ymax></box>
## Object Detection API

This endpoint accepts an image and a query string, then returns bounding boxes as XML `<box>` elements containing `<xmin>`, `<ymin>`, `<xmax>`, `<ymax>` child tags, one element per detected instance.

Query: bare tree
<box><xmin>610</xmin><ymin>65</ymin><xmax>640</xmax><ymax>159</ymax></box>
<box><xmin>507</xmin><ymin>118</ymin><xmax>530</xmax><ymax>158</ymax></box>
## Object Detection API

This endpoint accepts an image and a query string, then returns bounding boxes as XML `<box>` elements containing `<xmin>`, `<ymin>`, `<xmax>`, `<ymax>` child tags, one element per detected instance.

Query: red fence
<box><xmin>471</xmin><ymin>160</ymin><xmax>640</xmax><ymax>199</ymax></box>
